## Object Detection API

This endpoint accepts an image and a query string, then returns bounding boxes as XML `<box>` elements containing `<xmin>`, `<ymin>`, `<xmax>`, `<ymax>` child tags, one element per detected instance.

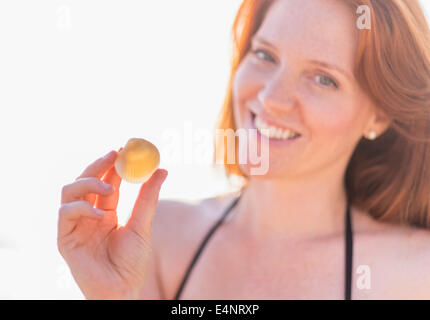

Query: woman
<box><xmin>57</xmin><ymin>0</ymin><xmax>430</xmax><ymax>299</ymax></box>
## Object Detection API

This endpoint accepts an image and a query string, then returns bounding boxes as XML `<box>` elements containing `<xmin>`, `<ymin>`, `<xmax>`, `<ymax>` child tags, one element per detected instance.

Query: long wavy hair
<box><xmin>213</xmin><ymin>0</ymin><xmax>430</xmax><ymax>228</ymax></box>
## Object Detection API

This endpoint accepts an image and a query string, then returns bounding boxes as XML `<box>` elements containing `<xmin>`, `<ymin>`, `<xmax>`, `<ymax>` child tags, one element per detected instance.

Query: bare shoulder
<box><xmin>352</xmin><ymin>207</ymin><xmax>430</xmax><ymax>299</ymax></box>
<box><xmin>151</xmin><ymin>190</ymin><xmax>240</xmax><ymax>299</ymax></box>
<box><xmin>353</xmin><ymin>206</ymin><xmax>430</xmax><ymax>252</ymax></box>
<box><xmin>152</xmin><ymin>191</ymin><xmax>239</xmax><ymax>246</ymax></box>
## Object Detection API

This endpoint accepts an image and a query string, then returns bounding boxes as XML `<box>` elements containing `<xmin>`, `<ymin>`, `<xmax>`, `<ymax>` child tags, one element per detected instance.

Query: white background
<box><xmin>0</xmin><ymin>0</ymin><xmax>428</xmax><ymax>299</ymax></box>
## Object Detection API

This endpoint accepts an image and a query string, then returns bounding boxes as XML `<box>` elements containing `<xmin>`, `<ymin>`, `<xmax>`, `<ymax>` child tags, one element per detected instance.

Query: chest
<box><xmin>165</xmin><ymin>225</ymin><xmax>422</xmax><ymax>300</ymax></box>
<box><xmin>174</xmin><ymin>232</ymin><xmax>352</xmax><ymax>299</ymax></box>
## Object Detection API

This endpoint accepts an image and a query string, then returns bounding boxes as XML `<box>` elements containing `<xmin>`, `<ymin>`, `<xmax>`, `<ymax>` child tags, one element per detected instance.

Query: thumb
<box><xmin>126</xmin><ymin>168</ymin><xmax>168</xmax><ymax>239</ymax></box>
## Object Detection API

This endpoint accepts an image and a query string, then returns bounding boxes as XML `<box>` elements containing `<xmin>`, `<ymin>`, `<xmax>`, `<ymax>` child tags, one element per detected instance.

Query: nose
<box><xmin>257</xmin><ymin>70</ymin><xmax>298</xmax><ymax>114</ymax></box>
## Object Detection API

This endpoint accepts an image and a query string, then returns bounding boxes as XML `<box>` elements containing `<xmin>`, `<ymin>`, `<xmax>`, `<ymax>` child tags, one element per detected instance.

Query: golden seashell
<box><xmin>115</xmin><ymin>138</ymin><xmax>160</xmax><ymax>184</ymax></box>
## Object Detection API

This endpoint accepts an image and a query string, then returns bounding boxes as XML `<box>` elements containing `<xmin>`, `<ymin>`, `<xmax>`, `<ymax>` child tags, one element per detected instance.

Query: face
<box><xmin>232</xmin><ymin>0</ymin><xmax>388</xmax><ymax>180</ymax></box>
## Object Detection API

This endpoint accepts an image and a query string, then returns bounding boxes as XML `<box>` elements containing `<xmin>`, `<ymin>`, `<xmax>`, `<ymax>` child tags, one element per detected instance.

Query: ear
<box><xmin>364</xmin><ymin>108</ymin><xmax>392</xmax><ymax>138</ymax></box>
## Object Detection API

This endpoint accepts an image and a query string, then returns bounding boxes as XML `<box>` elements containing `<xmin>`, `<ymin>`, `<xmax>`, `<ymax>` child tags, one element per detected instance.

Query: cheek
<box><xmin>303</xmin><ymin>94</ymin><xmax>363</xmax><ymax>143</ymax></box>
<box><xmin>232</xmin><ymin>63</ymin><xmax>259</xmax><ymax>127</ymax></box>
<box><xmin>233</xmin><ymin>61</ymin><xmax>263</xmax><ymax>107</ymax></box>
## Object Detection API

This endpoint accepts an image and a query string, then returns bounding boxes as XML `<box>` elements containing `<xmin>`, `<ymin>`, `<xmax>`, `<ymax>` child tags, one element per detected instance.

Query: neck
<box><xmin>235</xmin><ymin>164</ymin><xmax>349</xmax><ymax>242</ymax></box>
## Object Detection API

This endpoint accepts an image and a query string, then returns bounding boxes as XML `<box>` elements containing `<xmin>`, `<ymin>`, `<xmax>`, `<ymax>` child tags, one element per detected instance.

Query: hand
<box><xmin>57</xmin><ymin>149</ymin><xmax>168</xmax><ymax>299</ymax></box>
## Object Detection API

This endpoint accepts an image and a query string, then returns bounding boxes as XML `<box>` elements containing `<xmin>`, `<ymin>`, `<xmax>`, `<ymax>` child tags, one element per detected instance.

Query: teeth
<box><xmin>255</xmin><ymin>116</ymin><xmax>267</xmax><ymax>130</ymax></box>
<box><xmin>269</xmin><ymin>127</ymin><xmax>277</xmax><ymax>137</ymax></box>
<box><xmin>253</xmin><ymin>114</ymin><xmax>300</xmax><ymax>140</ymax></box>
<box><xmin>276</xmin><ymin>128</ymin><xmax>283</xmax><ymax>139</ymax></box>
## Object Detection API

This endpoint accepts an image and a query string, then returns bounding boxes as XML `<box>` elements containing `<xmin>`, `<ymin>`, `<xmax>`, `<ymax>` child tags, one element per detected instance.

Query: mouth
<box><xmin>250</xmin><ymin>111</ymin><xmax>302</xmax><ymax>141</ymax></box>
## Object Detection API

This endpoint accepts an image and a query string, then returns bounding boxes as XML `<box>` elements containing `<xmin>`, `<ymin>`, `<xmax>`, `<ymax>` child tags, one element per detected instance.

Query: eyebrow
<box><xmin>306</xmin><ymin>60</ymin><xmax>352</xmax><ymax>81</ymax></box>
<box><xmin>252</xmin><ymin>36</ymin><xmax>353</xmax><ymax>81</ymax></box>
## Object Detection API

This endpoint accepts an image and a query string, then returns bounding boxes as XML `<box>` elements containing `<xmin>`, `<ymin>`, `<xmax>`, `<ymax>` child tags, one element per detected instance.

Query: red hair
<box><xmin>213</xmin><ymin>0</ymin><xmax>430</xmax><ymax>228</ymax></box>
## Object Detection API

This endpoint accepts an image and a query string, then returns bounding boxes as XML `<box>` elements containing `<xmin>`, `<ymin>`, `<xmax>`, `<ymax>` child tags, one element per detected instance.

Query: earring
<box><xmin>367</xmin><ymin>131</ymin><xmax>377</xmax><ymax>140</ymax></box>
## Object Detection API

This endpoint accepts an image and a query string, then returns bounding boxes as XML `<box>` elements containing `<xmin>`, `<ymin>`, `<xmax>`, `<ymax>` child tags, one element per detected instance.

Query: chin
<box><xmin>238</xmin><ymin>160</ymin><xmax>291</xmax><ymax>180</ymax></box>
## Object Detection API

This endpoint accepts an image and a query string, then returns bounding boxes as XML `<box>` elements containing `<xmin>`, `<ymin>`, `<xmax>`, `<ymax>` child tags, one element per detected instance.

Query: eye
<box><xmin>251</xmin><ymin>48</ymin><xmax>276</xmax><ymax>63</ymax></box>
<box><xmin>315</xmin><ymin>74</ymin><xmax>338</xmax><ymax>89</ymax></box>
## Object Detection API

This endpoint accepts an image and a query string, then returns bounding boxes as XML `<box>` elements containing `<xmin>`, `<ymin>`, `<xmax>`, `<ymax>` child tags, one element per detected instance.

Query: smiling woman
<box><xmin>58</xmin><ymin>0</ymin><xmax>430</xmax><ymax>301</ymax></box>
<box><xmin>215</xmin><ymin>0</ymin><xmax>430</xmax><ymax>228</ymax></box>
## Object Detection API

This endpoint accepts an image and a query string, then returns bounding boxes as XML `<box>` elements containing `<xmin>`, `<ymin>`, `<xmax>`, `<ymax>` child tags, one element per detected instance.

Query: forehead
<box><xmin>255</xmin><ymin>0</ymin><xmax>359</xmax><ymax>68</ymax></box>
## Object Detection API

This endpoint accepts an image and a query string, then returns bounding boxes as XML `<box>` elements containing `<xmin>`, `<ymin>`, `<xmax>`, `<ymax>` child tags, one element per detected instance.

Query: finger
<box><xmin>74</xmin><ymin>150</ymin><xmax>118</xmax><ymax>205</ymax></box>
<box><xmin>58</xmin><ymin>200</ymin><xmax>105</xmax><ymax>239</ymax></box>
<box><xmin>126</xmin><ymin>169</ymin><xmax>168</xmax><ymax>239</ymax></box>
<box><xmin>61</xmin><ymin>177</ymin><xmax>115</xmax><ymax>205</ymax></box>
<box><xmin>76</xmin><ymin>150</ymin><xmax>118</xmax><ymax>180</ymax></box>
<box><xmin>93</xmin><ymin>146</ymin><xmax>123</xmax><ymax>210</ymax></box>
<box><xmin>95</xmin><ymin>165</ymin><xmax>122</xmax><ymax>211</ymax></box>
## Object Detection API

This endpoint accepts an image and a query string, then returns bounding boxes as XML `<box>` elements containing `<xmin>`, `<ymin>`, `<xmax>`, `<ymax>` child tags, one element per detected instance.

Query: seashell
<box><xmin>114</xmin><ymin>138</ymin><xmax>160</xmax><ymax>184</ymax></box>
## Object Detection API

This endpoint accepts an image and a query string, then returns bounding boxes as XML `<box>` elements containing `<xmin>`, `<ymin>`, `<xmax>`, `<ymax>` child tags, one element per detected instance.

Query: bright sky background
<box><xmin>0</xmin><ymin>0</ymin><xmax>429</xmax><ymax>299</ymax></box>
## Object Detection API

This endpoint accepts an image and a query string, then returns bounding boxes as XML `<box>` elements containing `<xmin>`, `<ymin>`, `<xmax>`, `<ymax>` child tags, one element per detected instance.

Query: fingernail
<box><xmin>161</xmin><ymin>169</ymin><xmax>168</xmax><ymax>182</ymax></box>
<box><xmin>94</xmin><ymin>208</ymin><xmax>106</xmax><ymax>216</ymax></box>
<box><xmin>103</xmin><ymin>150</ymin><xmax>115</xmax><ymax>159</ymax></box>
<box><xmin>101</xmin><ymin>183</ymin><xmax>114</xmax><ymax>191</ymax></box>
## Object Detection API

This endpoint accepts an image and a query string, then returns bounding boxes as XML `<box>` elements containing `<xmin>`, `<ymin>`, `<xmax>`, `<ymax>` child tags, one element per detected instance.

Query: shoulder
<box><xmin>352</xmin><ymin>206</ymin><xmax>430</xmax><ymax>254</ymax></box>
<box><xmin>152</xmin><ymin>191</ymin><xmax>239</xmax><ymax>245</ymax></box>
<box><xmin>151</xmin><ymin>190</ymin><xmax>240</xmax><ymax>299</ymax></box>
<box><xmin>352</xmin><ymin>207</ymin><xmax>430</xmax><ymax>299</ymax></box>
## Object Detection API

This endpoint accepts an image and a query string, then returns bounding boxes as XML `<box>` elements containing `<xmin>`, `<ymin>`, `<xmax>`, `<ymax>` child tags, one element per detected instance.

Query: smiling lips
<box><xmin>252</xmin><ymin>112</ymin><xmax>301</xmax><ymax>140</ymax></box>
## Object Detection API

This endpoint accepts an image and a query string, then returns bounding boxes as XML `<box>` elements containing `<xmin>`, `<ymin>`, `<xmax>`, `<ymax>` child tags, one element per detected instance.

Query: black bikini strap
<box><xmin>174</xmin><ymin>195</ymin><xmax>353</xmax><ymax>300</ymax></box>
<box><xmin>174</xmin><ymin>195</ymin><xmax>241</xmax><ymax>300</ymax></box>
<box><xmin>344</xmin><ymin>202</ymin><xmax>353</xmax><ymax>300</ymax></box>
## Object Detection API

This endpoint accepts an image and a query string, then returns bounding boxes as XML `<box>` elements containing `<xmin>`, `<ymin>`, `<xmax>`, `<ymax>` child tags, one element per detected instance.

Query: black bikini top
<box><xmin>174</xmin><ymin>194</ymin><xmax>353</xmax><ymax>300</ymax></box>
